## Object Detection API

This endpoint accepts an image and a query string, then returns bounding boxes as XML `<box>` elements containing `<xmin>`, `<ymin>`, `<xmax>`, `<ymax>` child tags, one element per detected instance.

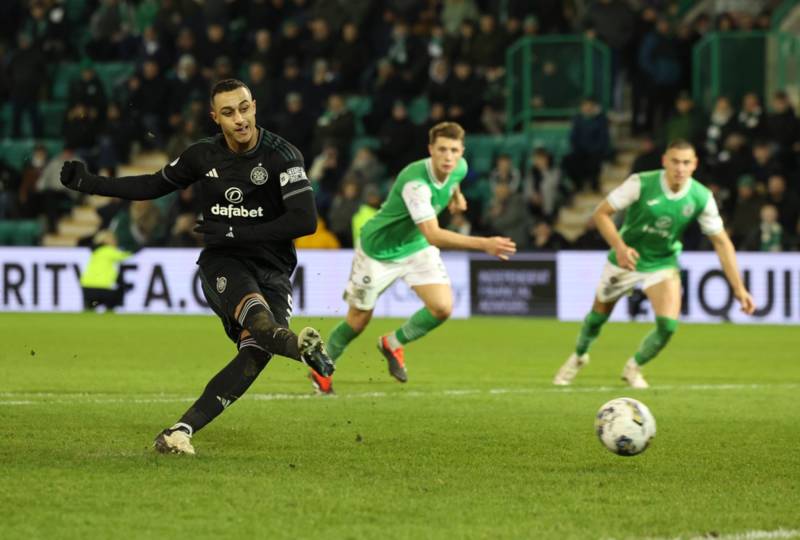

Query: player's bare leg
<box><xmin>554</xmin><ymin>297</ymin><xmax>616</xmax><ymax>386</ymax></box>
<box><xmin>623</xmin><ymin>277</ymin><xmax>682</xmax><ymax>388</ymax></box>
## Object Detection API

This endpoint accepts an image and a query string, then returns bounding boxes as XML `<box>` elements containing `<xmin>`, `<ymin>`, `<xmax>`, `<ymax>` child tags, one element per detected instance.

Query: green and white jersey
<box><xmin>607</xmin><ymin>169</ymin><xmax>723</xmax><ymax>272</ymax></box>
<box><xmin>360</xmin><ymin>157</ymin><xmax>468</xmax><ymax>261</ymax></box>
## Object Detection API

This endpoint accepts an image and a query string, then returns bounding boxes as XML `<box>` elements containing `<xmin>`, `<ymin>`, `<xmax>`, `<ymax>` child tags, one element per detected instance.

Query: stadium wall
<box><xmin>0</xmin><ymin>248</ymin><xmax>798</xmax><ymax>324</ymax></box>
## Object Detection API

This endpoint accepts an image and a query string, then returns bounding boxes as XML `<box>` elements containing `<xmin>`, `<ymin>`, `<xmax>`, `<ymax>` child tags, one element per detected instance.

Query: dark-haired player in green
<box><xmin>554</xmin><ymin>140</ymin><xmax>756</xmax><ymax>388</ymax></box>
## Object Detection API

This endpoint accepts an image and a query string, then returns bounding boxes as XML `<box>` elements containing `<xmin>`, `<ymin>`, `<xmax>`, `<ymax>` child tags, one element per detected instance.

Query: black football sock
<box><xmin>177</xmin><ymin>341</ymin><xmax>271</xmax><ymax>434</ymax></box>
<box><xmin>237</xmin><ymin>297</ymin><xmax>300</xmax><ymax>360</ymax></box>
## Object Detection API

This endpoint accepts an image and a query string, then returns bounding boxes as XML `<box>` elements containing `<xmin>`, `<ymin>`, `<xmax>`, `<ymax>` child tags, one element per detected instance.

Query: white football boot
<box><xmin>553</xmin><ymin>353</ymin><xmax>589</xmax><ymax>386</ymax></box>
<box><xmin>153</xmin><ymin>425</ymin><xmax>196</xmax><ymax>455</ymax></box>
<box><xmin>621</xmin><ymin>358</ymin><xmax>650</xmax><ymax>389</ymax></box>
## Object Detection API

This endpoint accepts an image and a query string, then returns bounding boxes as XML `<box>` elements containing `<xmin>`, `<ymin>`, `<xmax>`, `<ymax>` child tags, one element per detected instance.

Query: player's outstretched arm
<box><xmin>594</xmin><ymin>200</ymin><xmax>639</xmax><ymax>271</ymax></box>
<box><xmin>60</xmin><ymin>161</ymin><xmax>177</xmax><ymax>200</ymax></box>
<box><xmin>416</xmin><ymin>218</ymin><xmax>516</xmax><ymax>260</ymax></box>
<box><xmin>708</xmin><ymin>231</ymin><xmax>756</xmax><ymax>315</ymax></box>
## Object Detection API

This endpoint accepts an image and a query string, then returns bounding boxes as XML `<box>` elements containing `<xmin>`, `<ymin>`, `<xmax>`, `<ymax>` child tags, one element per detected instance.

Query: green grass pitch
<box><xmin>1</xmin><ymin>313</ymin><xmax>798</xmax><ymax>540</ymax></box>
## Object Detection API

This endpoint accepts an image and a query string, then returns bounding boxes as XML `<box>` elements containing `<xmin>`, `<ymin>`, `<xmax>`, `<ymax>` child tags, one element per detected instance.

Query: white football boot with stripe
<box><xmin>153</xmin><ymin>424</ymin><xmax>196</xmax><ymax>455</ymax></box>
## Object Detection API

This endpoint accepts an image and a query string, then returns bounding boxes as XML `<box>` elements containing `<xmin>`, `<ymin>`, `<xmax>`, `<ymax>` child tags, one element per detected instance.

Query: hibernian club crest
<box><xmin>682</xmin><ymin>203</ymin><xmax>695</xmax><ymax>217</ymax></box>
<box><xmin>250</xmin><ymin>164</ymin><xmax>268</xmax><ymax>185</ymax></box>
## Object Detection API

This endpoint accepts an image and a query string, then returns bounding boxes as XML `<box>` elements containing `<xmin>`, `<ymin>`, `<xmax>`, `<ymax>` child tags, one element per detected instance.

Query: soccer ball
<box><xmin>595</xmin><ymin>398</ymin><xmax>656</xmax><ymax>456</ymax></box>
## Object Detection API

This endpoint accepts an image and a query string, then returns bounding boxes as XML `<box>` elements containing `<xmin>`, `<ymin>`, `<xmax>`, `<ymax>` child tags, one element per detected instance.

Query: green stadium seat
<box><xmin>0</xmin><ymin>139</ymin><xmax>64</xmax><ymax>172</ymax></box>
<box><xmin>407</xmin><ymin>96</ymin><xmax>429</xmax><ymax>125</ymax></box>
<box><xmin>465</xmin><ymin>135</ymin><xmax>499</xmax><ymax>174</ymax></box>
<box><xmin>347</xmin><ymin>96</ymin><xmax>372</xmax><ymax>137</ymax></box>
<box><xmin>13</xmin><ymin>220</ymin><xmax>43</xmax><ymax>246</ymax></box>
<box><xmin>51</xmin><ymin>62</ymin><xmax>82</xmax><ymax>101</ymax></box>
<box><xmin>93</xmin><ymin>62</ymin><xmax>135</xmax><ymax>97</ymax></box>
<box><xmin>350</xmin><ymin>136</ymin><xmax>380</xmax><ymax>159</ymax></box>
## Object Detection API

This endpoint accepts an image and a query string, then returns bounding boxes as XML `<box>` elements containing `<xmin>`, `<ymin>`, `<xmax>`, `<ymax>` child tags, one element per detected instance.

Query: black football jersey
<box><xmin>161</xmin><ymin>128</ymin><xmax>312</xmax><ymax>273</ymax></box>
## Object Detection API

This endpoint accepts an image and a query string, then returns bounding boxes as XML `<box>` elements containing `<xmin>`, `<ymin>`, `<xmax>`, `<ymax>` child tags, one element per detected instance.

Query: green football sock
<box><xmin>395</xmin><ymin>307</ymin><xmax>444</xmax><ymax>345</ymax></box>
<box><xmin>575</xmin><ymin>310</ymin><xmax>609</xmax><ymax>355</ymax></box>
<box><xmin>634</xmin><ymin>316</ymin><xmax>678</xmax><ymax>366</ymax></box>
<box><xmin>326</xmin><ymin>321</ymin><xmax>359</xmax><ymax>363</ymax></box>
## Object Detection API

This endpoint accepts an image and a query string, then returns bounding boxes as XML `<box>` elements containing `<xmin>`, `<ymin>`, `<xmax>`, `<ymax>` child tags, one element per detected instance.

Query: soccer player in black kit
<box><xmin>59</xmin><ymin>79</ymin><xmax>335</xmax><ymax>455</ymax></box>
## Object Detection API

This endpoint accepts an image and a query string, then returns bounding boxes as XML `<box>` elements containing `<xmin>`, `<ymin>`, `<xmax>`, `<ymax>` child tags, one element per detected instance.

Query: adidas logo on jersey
<box><xmin>206</xmin><ymin>168</ymin><xmax>219</xmax><ymax>178</ymax></box>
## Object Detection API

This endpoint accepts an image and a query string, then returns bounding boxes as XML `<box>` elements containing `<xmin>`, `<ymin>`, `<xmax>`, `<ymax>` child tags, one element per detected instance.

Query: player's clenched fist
<box><xmin>60</xmin><ymin>161</ymin><xmax>99</xmax><ymax>193</ymax></box>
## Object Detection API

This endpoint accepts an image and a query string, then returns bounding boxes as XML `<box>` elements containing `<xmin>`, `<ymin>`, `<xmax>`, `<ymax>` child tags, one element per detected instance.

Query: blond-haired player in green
<box><xmin>554</xmin><ymin>140</ymin><xmax>756</xmax><ymax>388</ymax></box>
<box><xmin>310</xmin><ymin>122</ymin><xmax>517</xmax><ymax>393</ymax></box>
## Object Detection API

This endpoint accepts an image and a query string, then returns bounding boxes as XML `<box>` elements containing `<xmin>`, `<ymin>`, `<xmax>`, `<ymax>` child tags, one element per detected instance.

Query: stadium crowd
<box><xmin>0</xmin><ymin>0</ymin><xmax>798</xmax><ymax>252</ymax></box>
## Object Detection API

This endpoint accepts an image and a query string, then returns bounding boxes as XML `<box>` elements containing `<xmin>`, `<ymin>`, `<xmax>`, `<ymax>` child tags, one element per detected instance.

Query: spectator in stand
<box><xmin>68</xmin><ymin>59</ymin><xmax>108</xmax><ymax>124</ymax></box>
<box><xmin>638</xmin><ymin>17</ymin><xmax>681</xmax><ymax>134</ymax></box>
<box><xmin>737</xmin><ymin>92</ymin><xmax>766</xmax><ymax>141</ymax></box>
<box><xmin>137</xmin><ymin>25</ymin><xmax>172</xmax><ymax>70</ymax></box>
<box><xmin>483</xmin><ymin>182</ymin><xmax>531</xmax><ymax>249</ymax></box>
<box><xmin>308</xmin><ymin>142</ymin><xmax>346</xmax><ymax>218</ymax></box>
<box><xmin>523</xmin><ymin>148</ymin><xmax>562</xmax><ymax>222</ymax></box>
<box><xmin>704</xmin><ymin>95</ymin><xmax>737</xmax><ymax>169</ymax></box>
<box><xmin>274</xmin><ymin>92</ymin><xmax>314</xmax><ymax>161</ymax></box>
<box><xmin>302</xmin><ymin>17</ymin><xmax>334</xmax><ymax>66</ymax></box>
<box><xmin>126</xmin><ymin>59</ymin><xmax>169</xmax><ymax>149</ymax></box>
<box><xmin>328</xmin><ymin>175</ymin><xmax>363</xmax><ymax>247</ymax></box>
<box><xmin>562</xmin><ymin>97</ymin><xmax>611</xmax><ymax>193</ymax></box>
<box><xmin>473</xmin><ymin>14</ymin><xmax>505</xmax><ymax>71</ymax></box>
<box><xmin>584</xmin><ymin>0</ymin><xmax>636</xmax><ymax>110</ymax></box>
<box><xmin>86</xmin><ymin>0</ymin><xmax>138</xmax><ymax>61</ymax></box>
<box><xmin>332</xmin><ymin>22</ymin><xmax>370</xmax><ymax>94</ymax></box>
<box><xmin>376</xmin><ymin>101</ymin><xmax>418</xmax><ymax>176</ymax></box>
<box><xmin>630</xmin><ymin>134</ymin><xmax>663</xmax><ymax>174</ymax></box>
<box><xmin>630</xmin><ymin>6</ymin><xmax>658</xmax><ymax>135</ymax></box>
<box><xmin>274</xmin><ymin>19</ymin><xmax>305</xmax><ymax>69</ymax></box>
<box><xmin>0</xmin><ymin>158</ymin><xmax>20</xmax><ymax>219</ymax></box>
<box><xmin>99</xmin><ymin>102</ymin><xmax>135</xmax><ymax>170</ymax></box>
<box><xmin>63</xmin><ymin>103</ymin><xmax>101</xmax><ymax>163</ymax></box>
<box><xmin>250</xmin><ymin>29</ymin><xmax>282</xmax><ymax>80</ymax></box>
<box><xmin>345</xmin><ymin>147</ymin><xmax>386</xmax><ymax>188</ymax></box>
<box><xmin>7</xmin><ymin>32</ymin><xmax>45</xmax><ymax>138</ymax></box>
<box><xmin>764</xmin><ymin>174</ymin><xmax>799</xmax><ymax>242</ymax></box>
<box><xmin>172</xmin><ymin>27</ymin><xmax>198</xmax><ymax>67</ymax></box>
<box><xmin>499</xmin><ymin>16</ymin><xmax>523</xmax><ymax>53</ymax></box>
<box><xmin>247</xmin><ymin>61</ymin><xmax>274</xmax><ymax>127</ymax></box>
<box><xmin>747</xmin><ymin>140</ymin><xmax>783</xmax><ymax>185</ymax></box>
<box><xmin>196</xmin><ymin>23</ymin><xmax>235</xmax><ymax>80</ymax></box>
<box><xmin>17</xmin><ymin>144</ymin><xmax>49</xmax><ymax>219</ymax></box>
<box><xmin>765</xmin><ymin>91</ymin><xmax>800</xmax><ymax>172</ymax></box>
<box><xmin>274</xmin><ymin>57</ymin><xmax>309</xmax><ymax>115</ymax></box>
<box><xmin>306</xmin><ymin>59</ymin><xmax>338</xmax><ymax>119</ymax></box>
<box><xmin>441</xmin><ymin>0</ymin><xmax>480</xmax><ymax>35</ymax></box>
<box><xmin>165</xmin><ymin>118</ymin><xmax>198</xmax><ymax>161</ymax></box>
<box><xmin>167</xmin><ymin>55</ymin><xmax>204</xmax><ymax>129</ymax></box>
<box><xmin>311</xmin><ymin>93</ymin><xmax>355</xmax><ymax>159</ymax></box>
<box><xmin>444</xmin><ymin>19</ymin><xmax>479</xmax><ymax>67</ymax></box>
<box><xmin>662</xmin><ymin>92</ymin><xmax>702</xmax><ymax>147</ymax></box>
<box><xmin>742</xmin><ymin>204</ymin><xmax>783</xmax><ymax>252</ymax></box>
<box><xmin>529</xmin><ymin>220</ymin><xmax>570</xmax><ymax>251</ymax></box>
<box><xmin>445</xmin><ymin>60</ymin><xmax>485</xmax><ymax>132</ymax></box>
<box><xmin>481</xmin><ymin>66</ymin><xmax>506</xmax><ymax>135</ymax></box>
<box><xmin>489</xmin><ymin>154</ymin><xmax>522</xmax><ymax>193</ymax></box>
<box><xmin>714</xmin><ymin>132</ymin><xmax>752</xmax><ymax>193</ymax></box>
<box><xmin>37</xmin><ymin>148</ymin><xmax>84</xmax><ymax>233</ymax></box>
<box><xmin>729</xmin><ymin>175</ymin><xmax>764</xmax><ymax>247</ymax></box>
<box><xmin>351</xmin><ymin>183</ymin><xmax>382</xmax><ymax>246</ymax></box>
<box><xmin>166</xmin><ymin>185</ymin><xmax>202</xmax><ymax>247</ymax></box>
<box><xmin>425</xmin><ymin>58</ymin><xmax>450</xmax><ymax>105</ymax></box>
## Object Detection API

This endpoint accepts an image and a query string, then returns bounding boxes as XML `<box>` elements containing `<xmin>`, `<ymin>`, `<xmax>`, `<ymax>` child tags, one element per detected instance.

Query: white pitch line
<box><xmin>631</xmin><ymin>528</ymin><xmax>800</xmax><ymax>540</ymax></box>
<box><xmin>0</xmin><ymin>383</ymin><xmax>797</xmax><ymax>407</ymax></box>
